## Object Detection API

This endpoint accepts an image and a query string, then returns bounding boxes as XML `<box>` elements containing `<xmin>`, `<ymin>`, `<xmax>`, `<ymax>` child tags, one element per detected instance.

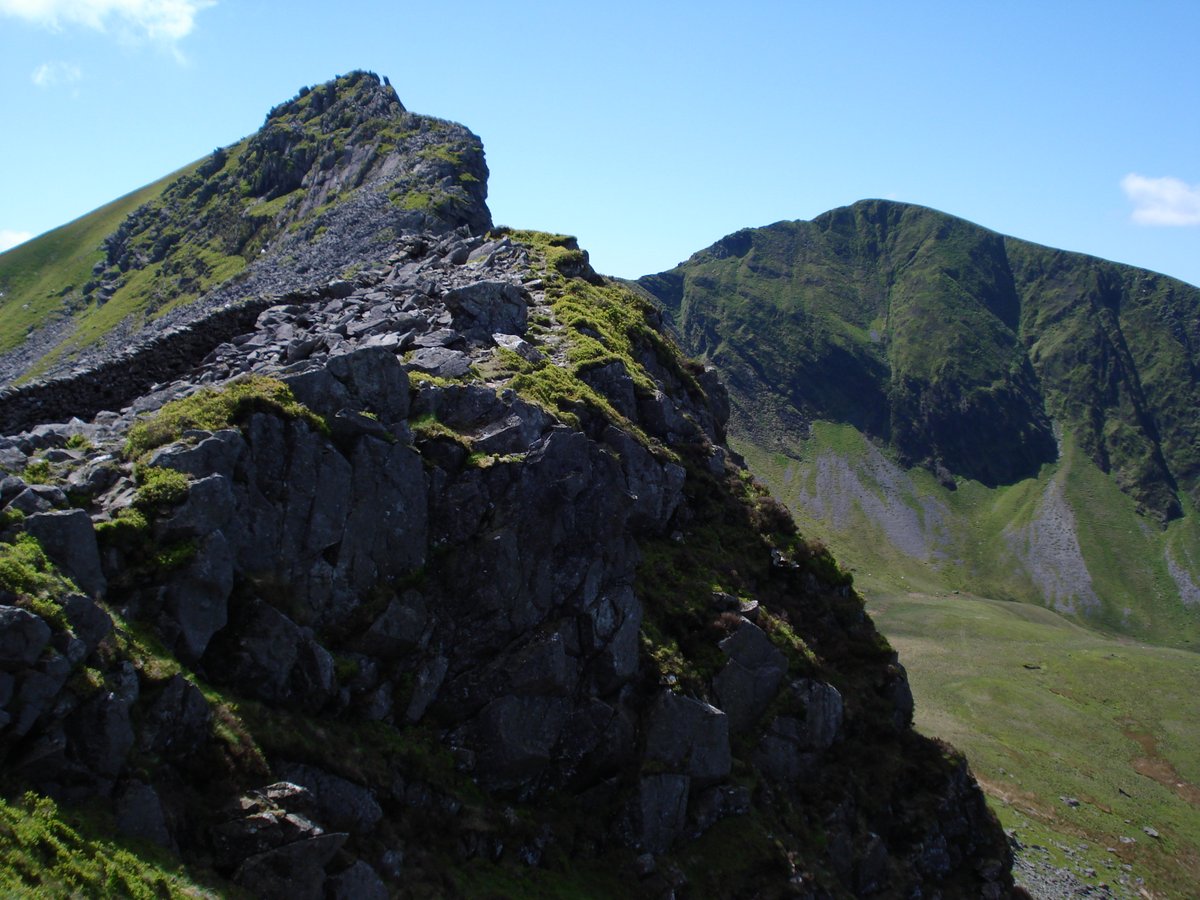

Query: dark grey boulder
<box><xmin>326</xmin><ymin>345</ymin><xmax>410</xmax><ymax>422</ymax></box>
<box><xmin>585</xmin><ymin>585</ymin><xmax>643</xmax><ymax>692</ymax></box>
<box><xmin>358</xmin><ymin>590</ymin><xmax>427</xmax><ymax>658</ymax></box>
<box><xmin>66</xmin><ymin>690</ymin><xmax>134</xmax><ymax>780</ymax></box>
<box><xmin>691</xmin><ymin>784</ymin><xmax>752</xmax><ymax>836</ymax></box>
<box><xmin>138</xmin><ymin>674</ymin><xmax>211</xmax><ymax>761</ymax></box>
<box><xmin>24</xmin><ymin>509</ymin><xmax>106</xmax><ymax>599</ymax></box>
<box><xmin>145</xmin><ymin>429</ymin><xmax>245</xmax><ymax>479</ymax></box>
<box><xmin>790</xmin><ymin>678</ymin><xmax>844</xmax><ymax>750</ymax></box>
<box><xmin>444</xmin><ymin>281</ymin><xmax>528</xmax><ymax>341</ymax></box>
<box><xmin>631</xmin><ymin>774</ymin><xmax>689</xmax><ymax>854</ymax></box>
<box><xmin>282</xmin><ymin>367</ymin><xmax>353</xmax><ymax>422</ymax></box>
<box><xmin>326</xmin><ymin>861</ymin><xmax>388</xmax><ymax>900</ymax></box>
<box><xmin>885</xmin><ymin>663</ymin><xmax>915</xmax><ymax>731</ymax></box>
<box><xmin>275</xmin><ymin>762</ymin><xmax>383</xmax><ymax>834</ymax></box>
<box><xmin>61</xmin><ymin>594</ymin><xmax>113</xmax><ymax>654</ymax></box>
<box><xmin>579</xmin><ymin>359</ymin><xmax>637</xmax><ymax>420</ymax></box>
<box><xmin>9</xmin><ymin>653</ymin><xmax>69</xmax><ymax>737</ymax></box>
<box><xmin>65</xmin><ymin>458</ymin><xmax>120</xmax><ymax>498</ymax></box>
<box><xmin>713</xmin><ymin>619</ymin><xmax>788</xmax><ymax>733</ymax></box>
<box><xmin>157</xmin><ymin>474</ymin><xmax>235</xmax><ymax>540</ymax></box>
<box><xmin>210</xmin><ymin>600</ymin><xmax>336</xmax><ymax>712</ymax></box>
<box><xmin>160</xmin><ymin>530</ymin><xmax>233</xmax><ymax>663</ymax></box>
<box><xmin>404</xmin><ymin>652</ymin><xmax>448</xmax><ymax>723</ymax></box>
<box><xmin>475</xmin><ymin>694</ymin><xmax>570</xmax><ymax>790</ymax></box>
<box><xmin>9</xmin><ymin>485</ymin><xmax>66</xmax><ymax>515</ymax></box>
<box><xmin>407</xmin><ymin>346</ymin><xmax>471</xmax><ymax>378</ymax></box>
<box><xmin>210</xmin><ymin>782</ymin><xmax>322</xmax><ymax>867</ymax></box>
<box><xmin>338</xmin><ymin>437</ymin><xmax>427</xmax><ymax>595</ymax></box>
<box><xmin>115</xmin><ymin>780</ymin><xmax>173</xmax><ymax>848</ymax></box>
<box><xmin>234</xmin><ymin>833</ymin><xmax>347</xmax><ymax>900</ymax></box>
<box><xmin>0</xmin><ymin>606</ymin><xmax>51</xmax><ymax>670</ymax></box>
<box><xmin>644</xmin><ymin>691</ymin><xmax>731</xmax><ymax>785</ymax></box>
<box><xmin>0</xmin><ymin>474</ymin><xmax>26</xmax><ymax>505</ymax></box>
<box><xmin>602</xmin><ymin>426</ymin><xmax>685</xmax><ymax>532</ymax></box>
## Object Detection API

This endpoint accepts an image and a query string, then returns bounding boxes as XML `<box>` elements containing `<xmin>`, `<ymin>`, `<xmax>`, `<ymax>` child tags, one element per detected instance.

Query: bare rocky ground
<box><xmin>1011</xmin><ymin>831</ymin><xmax>1147</xmax><ymax>899</ymax></box>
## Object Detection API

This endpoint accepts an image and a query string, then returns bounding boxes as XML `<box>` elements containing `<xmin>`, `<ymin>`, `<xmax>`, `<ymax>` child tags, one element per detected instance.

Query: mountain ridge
<box><xmin>0</xmin><ymin>76</ymin><xmax>1014</xmax><ymax>897</ymax></box>
<box><xmin>639</xmin><ymin>198</ymin><xmax>1200</xmax><ymax>524</ymax></box>
<box><xmin>0</xmin><ymin>70</ymin><xmax>490</xmax><ymax>388</ymax></box>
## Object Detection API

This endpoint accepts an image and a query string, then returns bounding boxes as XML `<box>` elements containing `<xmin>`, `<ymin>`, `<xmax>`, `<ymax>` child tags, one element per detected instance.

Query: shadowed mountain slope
<box><xmin>639</xmin><ymin>200</ymin><xmax>1200</xmax><ymax>524</ymax></box>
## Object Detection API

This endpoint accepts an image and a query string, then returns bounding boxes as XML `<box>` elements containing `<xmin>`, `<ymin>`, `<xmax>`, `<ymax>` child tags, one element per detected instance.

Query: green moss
<box><xmin>19</xmin><ymin>460</ymin><xmax>53</xmax><ymax>485</ymax></box>
<box><xmin>410</xmin><ymin>412</ymin><xmax>472</xmax><ymax>447</ymax></box>
<box><xmin>94</xmin><ymin>508</ymin><xmax>149</xmax><ymax>549</ymax></box>
<box><xmin>0</xmin><ymin>534</ymin><xmax>77</xmax><ymax>628</ymax></box>
<box><xmin>152</xmin><ymin>540</ymin><xmax>198</xmax><ymax>572</ymax></box>
<box><xmin>64</xmin><ymin>434</ymin><xmax>93</xmax><ymax>451</ymax></box>
<box><xmin>133</xmin><ymin>466</ymin><xmax>190</xmax><ymax>511</ymax></box>
<box><xmin>417</xmin><ymin>145</ymin><xmax>463</xmax><ymax>166</ymax></box>
<box><xmin>124</xmin><ymin>375</ymin><xmax>326</xmax><ymax>460</ymax></box>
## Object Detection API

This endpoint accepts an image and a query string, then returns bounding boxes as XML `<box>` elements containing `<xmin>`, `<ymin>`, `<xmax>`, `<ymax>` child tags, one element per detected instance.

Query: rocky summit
<box><xmin>0</xmin><ymin>75</ymin><xmax>1013</xmax><ymax>897</ymax></box>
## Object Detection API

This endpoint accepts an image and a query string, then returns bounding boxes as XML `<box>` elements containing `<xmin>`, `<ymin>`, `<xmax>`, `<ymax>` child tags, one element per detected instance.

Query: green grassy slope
<box><xmin>735</xmin><ymin>422</ymin><xmax>1200</xmax><ymax>647</ymax></box>
<box><xmin>868</xmin><ymin>589</ymin><xmax>1200</xmax><ymax>899</ymax></box>
<box><xmin>0</xmin><ymin>167</ymin><xmax>190</xmax><ymax>356</ymax></box>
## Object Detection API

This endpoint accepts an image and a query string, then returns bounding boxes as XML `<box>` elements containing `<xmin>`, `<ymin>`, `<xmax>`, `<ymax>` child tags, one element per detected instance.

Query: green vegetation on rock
<box><xmin>125</xmin><ymin>374</ymin><xmax>326</xmax><ymax>459</ymax></box>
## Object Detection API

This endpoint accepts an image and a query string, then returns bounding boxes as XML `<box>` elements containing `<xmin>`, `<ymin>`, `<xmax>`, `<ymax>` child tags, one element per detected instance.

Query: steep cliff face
<box><xmin>639</xmin><ymin>200</ymin><xmax>1200</xmax><ymax>523</ymax></box>
<box><xmin>0</xmin><ymin>222</ymin><xmax>1012</xmax><ymax>895</ymax></box>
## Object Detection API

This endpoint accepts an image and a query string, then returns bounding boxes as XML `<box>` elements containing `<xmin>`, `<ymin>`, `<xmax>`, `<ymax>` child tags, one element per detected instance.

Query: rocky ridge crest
<box><xmin>0</xmin><ymin>224</ymin><xmax>1012</xmax><ymax>896</ymax></box>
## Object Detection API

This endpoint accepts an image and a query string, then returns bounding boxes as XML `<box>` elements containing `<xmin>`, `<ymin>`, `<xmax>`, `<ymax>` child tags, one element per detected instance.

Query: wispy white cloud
<box><xmin>0</xmin><ymin>230</ymin><xmax>33</xmax><ymax>252</ymax></box>
<box><xmin>31</xmin><ymin>60</ymin><xmax>82</xmax><ymax>87</ymax></box>
<box><xmin>1121</xmin><ymin>173</ymin><xmax>1200</xmax><ymax>227</ymax></box>
<box><xmin>0</xmin><ymin>0</ymin><xmax>215</xmax><ymax>44</ymax></box>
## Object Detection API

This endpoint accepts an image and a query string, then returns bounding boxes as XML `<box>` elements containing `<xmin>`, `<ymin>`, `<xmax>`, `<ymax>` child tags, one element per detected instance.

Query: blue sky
<box><xmin>2</xmin><ymin>0</ymin><xmax>1198</xmax><ymax>287</ymax></box>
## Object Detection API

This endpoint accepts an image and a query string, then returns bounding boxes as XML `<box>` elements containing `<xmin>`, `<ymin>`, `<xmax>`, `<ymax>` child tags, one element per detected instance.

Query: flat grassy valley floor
<box><xmin>865</xmin><ymin>588</ymin><xmax>1200</xmax><ymax>898</ymax></box>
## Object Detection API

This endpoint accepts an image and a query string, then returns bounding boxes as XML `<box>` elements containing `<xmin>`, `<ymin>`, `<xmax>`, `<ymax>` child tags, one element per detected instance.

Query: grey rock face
<box><xmin>61</xmin><ymin>594</ymin><xmax>112</xmax><ymax>653</ymax></box>
<box><xmin>630</xmin><ymin>774</ymin><xmax>690</xmax><ymax>854</ymax></box>
<box><xmin>475</xmin><ymin>694</ymin><xmax>571</xmax><ymax>791</ymax></box>
<box><xmin>115</xmin><ymin>780</ymin><xmax>173</xmax><ymax>848</ymax></box>
<box><xmin>713</xmin><ymin>618</ymin><xmax>788</xmax><ymax>733</ymax></box>
<box><xmin>159</xmin><ymin>530</ymin><xmax>233</xmax><ymax>663</ymax></box>
<box><xmin>407</xmin><ymin>346</ymin><xmax>471</xmax><ymax>378</ymax></box>
<box><xmin>209</xmin><ymin>600</ymin><xmax>336</xmax><ymax>713</ymax></box>
<box><xmin>275</xmin><ymin>762</ymin><xmax>383</xmax><ymax>835</ymax></box>
<box><xmin>325</xmin><ymin>345</ymin><xmax>410</xmax><ymax>422</ymax></box>
<box><xmin>138</xmin><ymin>674</ymin><xmax>211</xmax><ymax>761</ymax></box>
<box><xmin>24</xmin><ymin>510</ymin><xmax>106</xmax><ymax>599</ymax></box>
<box><xmin>147</xmin><ymin>429</ymin><xmax>246</xmax><ymax>479</ymax></box>
<box><xmin>644</xmin><ymin>691</ymin><xmax>731</xmax><ymax>785</ymax></box>
<box><xmin>0</xmin><ymin>606</ymin><xmax>51</xmax><ymax>670</ymax></box>
<box><xmin>443</xmin><ymin>281</ymin><xmax>528</xmax><ymax>342</ymax></box>
<box><xmin>66</xmin><ymin>690</ymin><xmax>134</xmax><ymax>780</ymax></box>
